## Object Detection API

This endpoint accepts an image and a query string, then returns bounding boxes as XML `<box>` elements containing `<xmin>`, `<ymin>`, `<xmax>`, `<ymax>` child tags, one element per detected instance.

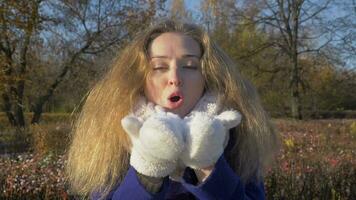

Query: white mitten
<box><xmin>121</xmin><ymin>110</ymin><xmax>186</xmax><ymax>177</ymax></box>
<box><xmin>181</xmin><ymin>110</ymin><xmax>242</xmax><ymax>169</ymax></box>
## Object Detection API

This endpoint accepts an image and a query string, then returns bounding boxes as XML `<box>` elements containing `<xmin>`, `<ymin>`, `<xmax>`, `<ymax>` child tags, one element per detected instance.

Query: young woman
<box><xmin>66</xmin><ymin>20</ymin><xmax>280</xmax><ymax>200</ymax></box>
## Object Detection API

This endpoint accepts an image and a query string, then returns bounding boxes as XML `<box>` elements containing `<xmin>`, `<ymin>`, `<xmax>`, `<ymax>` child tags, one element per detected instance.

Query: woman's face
<box><xmin>144</xmin><ymin>32</ymin><xmax>205</xmax><ymax>117</ymax></box>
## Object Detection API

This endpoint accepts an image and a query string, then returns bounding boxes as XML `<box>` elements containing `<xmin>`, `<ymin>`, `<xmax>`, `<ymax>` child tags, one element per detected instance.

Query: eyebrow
<box><xmin>151</xmin><ymin>54</ymin><xmax>200</xmax><ymax>59</ymax></box>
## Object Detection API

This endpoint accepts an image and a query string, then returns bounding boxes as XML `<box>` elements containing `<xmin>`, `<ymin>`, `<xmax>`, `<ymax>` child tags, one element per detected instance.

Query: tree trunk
<box><xmin>31</xmin><ymin>45</ymin><xmax>87</xmax><ymax>124</ymax></box>
<box><xmin>290</xmin><ymin>54</ymin><xmax>302</xmax><ymax>119</ymax></box>
<box><xmin>31</xmin><ymin>66</ymin><xmax>69</xmax><ymax>124</ymax></box>
<box><xmin>31</xmin><ymin>97</ymin><xmax>44</xmax><ymax>124</ymax></box>
<box><xmin>1</xmin><ymin>93</ymin><xmax>17</xmax><ymax>126</ymax></box>
<box><xmin>290</xmin><ymin>0</ymin><xmax>302</xmax><ymax>119</ymax></box>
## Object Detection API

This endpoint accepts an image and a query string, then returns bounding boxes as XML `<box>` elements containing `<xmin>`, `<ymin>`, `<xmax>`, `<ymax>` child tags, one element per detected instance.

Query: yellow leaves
<box><xmin>284</xmin><ymin>138</ymin><xmax>295</xmax><ymax>148</ymax></box>
<box><xmin>170</xmin><ymin>0</ymin><xmax>192</xmax><ymax>21</ymax></box>
<box><xmin>350</xmin><ymin>121</ymin><xmax>356</xmax><ymax>137</ymax></box>
<box><xmin>0</xmin><ymin>0</ymin><xmax>40</xmax><ymax>30</ymax></box>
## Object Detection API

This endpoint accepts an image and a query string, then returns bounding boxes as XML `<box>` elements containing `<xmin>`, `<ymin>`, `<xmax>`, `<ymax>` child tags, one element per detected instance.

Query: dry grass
<box><xmin>0</xmin><ymin>115</ymin><xmax>355</xmax><ymax>199</ymax></box>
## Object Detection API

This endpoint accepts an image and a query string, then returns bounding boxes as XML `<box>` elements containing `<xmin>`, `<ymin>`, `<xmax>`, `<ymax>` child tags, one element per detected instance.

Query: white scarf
<box><xmin>131</xmin><ymin>91</ymin><xmax>223</xmax><ymax>120</ymax></box>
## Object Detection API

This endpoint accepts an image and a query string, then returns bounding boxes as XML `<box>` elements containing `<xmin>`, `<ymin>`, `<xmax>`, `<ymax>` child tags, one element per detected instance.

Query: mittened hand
<box><xmin>121</xmin><ymin>110</ymin><xmax>186</xmax><ymax>177</ymax></box>
<box><xmin>181</xmin><ymin>110</ymin><xmax>242</xmax><ymax>169</ymax></box>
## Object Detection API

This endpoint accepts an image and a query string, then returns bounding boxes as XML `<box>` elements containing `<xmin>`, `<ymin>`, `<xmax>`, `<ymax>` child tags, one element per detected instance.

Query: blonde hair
<box><xmin>65</xmin><ymin>20</ymin><xmax>280</xmax><ymax>198</ymax></box>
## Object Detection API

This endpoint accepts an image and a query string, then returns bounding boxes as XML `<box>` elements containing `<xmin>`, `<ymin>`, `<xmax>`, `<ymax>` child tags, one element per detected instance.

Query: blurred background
<box><xmin>0</xmin><ymin>0</ymin><xmax>355</xmax><ymax>199</ymax></box>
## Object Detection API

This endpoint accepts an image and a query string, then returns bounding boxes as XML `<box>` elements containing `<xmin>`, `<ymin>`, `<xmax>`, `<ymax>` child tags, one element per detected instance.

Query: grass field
<box><xmin>0</xmin><ymin>113</ymin><xmax>355</xmax><ymax>199</ymax></box>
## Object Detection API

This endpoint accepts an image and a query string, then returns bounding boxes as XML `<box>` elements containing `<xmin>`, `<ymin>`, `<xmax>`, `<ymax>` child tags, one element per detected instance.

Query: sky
<box><xmin>185</xmin><ymin>0</ymin><xmax>201</xmax><ymax>11</ymax></box>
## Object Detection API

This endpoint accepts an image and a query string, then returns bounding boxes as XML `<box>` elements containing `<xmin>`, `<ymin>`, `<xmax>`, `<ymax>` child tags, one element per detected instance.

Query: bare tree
<box><xmin>251</xmin><ymin>0</ymin><xmax>343</xmax><ymax>119</ymax></box>
<box><xmin>0</xmin><ymin>0</ymin><xmax>43</xmax><ymax>127</ymax></box>
<box><xmin>195</xmin><ymin>0</ymin><xmax>355</xmax><ymax>117</ymax></box>
<box><xmin>0</xmin><ymin>0</ymin><xmax>166</xmax><ymax>127</ymax></box>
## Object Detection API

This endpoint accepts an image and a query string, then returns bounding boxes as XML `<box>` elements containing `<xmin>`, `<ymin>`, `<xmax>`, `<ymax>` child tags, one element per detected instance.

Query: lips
<box><xmin>167</xmin><ymin>91</ymin><xmax>184</xmax><ymax>109</ymax></box>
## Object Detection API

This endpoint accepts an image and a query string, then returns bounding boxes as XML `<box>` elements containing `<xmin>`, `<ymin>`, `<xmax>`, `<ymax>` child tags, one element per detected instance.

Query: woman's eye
<box><xmin>153</xmin><ymin>66</ymin><xmax>168</xmax><ymax>70</ymax></box>
<box><xmin>183</xmin><ymin>65</ymin><xmax>198</xmax><ymax>70</ymax></box>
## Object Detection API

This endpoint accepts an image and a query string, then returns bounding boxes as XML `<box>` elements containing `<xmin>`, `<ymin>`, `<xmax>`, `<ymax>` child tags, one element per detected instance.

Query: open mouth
<box><xmin>169</xmin><ymin>95</ymin><xmax>181</xmax><ymax>102</ymax></box>
<box><xmin>167</xmin><ymin>92</ymin><xmax>184</xmax><ymax>109</ymax></box>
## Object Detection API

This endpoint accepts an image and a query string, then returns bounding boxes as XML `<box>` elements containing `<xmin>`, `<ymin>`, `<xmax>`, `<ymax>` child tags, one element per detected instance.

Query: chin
<box><xmin>177</xmin><ymin>108</ymin><xmax>192</xmax><ymax>118</ymax></box>
<box><xmin>167</xmin><ymin>108</ymin><xmax>187</xmax><ymax>118</ymax></box>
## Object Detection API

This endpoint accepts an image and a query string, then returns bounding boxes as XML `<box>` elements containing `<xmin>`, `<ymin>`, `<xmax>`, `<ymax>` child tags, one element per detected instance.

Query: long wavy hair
<box><xmin>65</xmin><ymin>20</ymin><xmax>280</xmax><ymax>199</ymax></box>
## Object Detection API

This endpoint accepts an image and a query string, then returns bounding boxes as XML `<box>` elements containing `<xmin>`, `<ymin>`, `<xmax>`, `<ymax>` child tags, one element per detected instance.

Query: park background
<box><xmin>0</xmin><ymin>0</ymin><xmax>355</xmax><ymax>199</ymax></box>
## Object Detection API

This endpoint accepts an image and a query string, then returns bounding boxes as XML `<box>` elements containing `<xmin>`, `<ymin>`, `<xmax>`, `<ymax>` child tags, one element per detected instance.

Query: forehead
<box><xmin>148</xmin><ymin>32</ymin><xmax>201</xmax><ymax>58</ymax></box>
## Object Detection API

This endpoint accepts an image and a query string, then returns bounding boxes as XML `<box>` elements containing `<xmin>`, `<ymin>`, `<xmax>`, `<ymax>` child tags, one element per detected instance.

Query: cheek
<box><xmin>183</xmin><ymin>72</ymin><xmax>205</xmax><ymax>100</ymax></box>
<box><xmin>184</xmin><ymin>72</ymin><xmax>205</xmax><ymax>90</ymax></box>
<box><xmin>144</xmin><ymin>75</ymin><xmax>163</xmax><ymax>102</ymax></box>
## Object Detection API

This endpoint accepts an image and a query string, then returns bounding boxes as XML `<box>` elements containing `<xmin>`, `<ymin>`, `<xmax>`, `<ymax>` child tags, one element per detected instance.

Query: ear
<box><xmin>121</xmin><ymin>116</ymin><xmax>142</xmax><ymax>139</ymax></box>
<box><xmin>215</xmin><ymin>110</ymin><xmax>242</xmax><ymax>129</ymax></box>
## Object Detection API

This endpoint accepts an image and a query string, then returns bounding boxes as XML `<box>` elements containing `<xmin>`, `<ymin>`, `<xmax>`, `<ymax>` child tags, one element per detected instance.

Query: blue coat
<box><xmin>91</xmin><ymin>155</ymin><xmax>265</xmax><ymax>200</ymax></box>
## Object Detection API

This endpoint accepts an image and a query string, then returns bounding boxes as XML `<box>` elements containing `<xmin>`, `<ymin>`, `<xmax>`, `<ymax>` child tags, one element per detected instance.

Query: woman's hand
<box><xmin>181</xmin><ymin>110</ymin><xmax>242</xmax><ymax>170</ymax></box>
<box><xmin>194</xmin><ymin>165</ymin><xmax>215</xmax><ymax>183</ymax></box>
<box><xmin>121</xmin><ymin>110</ymin><xmax>186</xmax><ymax>178</ymax></box>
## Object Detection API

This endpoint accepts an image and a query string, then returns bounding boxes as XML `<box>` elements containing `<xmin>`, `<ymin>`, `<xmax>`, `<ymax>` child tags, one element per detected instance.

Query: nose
<box><xmin>168</xmin><ymin>75</ymin><xmax>181</xmax><ymax>86</ymax></box>
<box><xmin>168</xmin><ymin>66</ymin><xmax>182</xmax><ymax>86</ymax></box>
